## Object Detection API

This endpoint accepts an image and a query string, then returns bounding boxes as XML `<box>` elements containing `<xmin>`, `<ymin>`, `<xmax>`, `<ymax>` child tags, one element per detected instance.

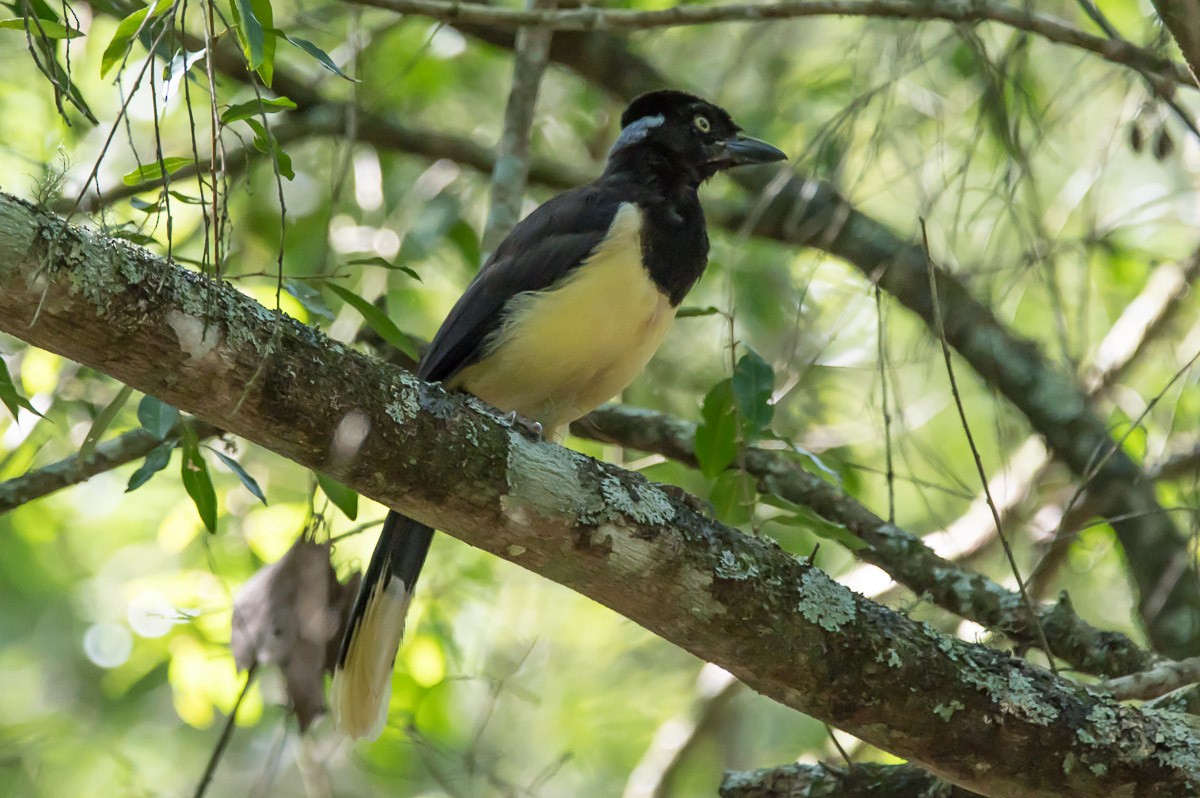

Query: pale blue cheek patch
<box><xmin>611</xmin><ymin>114</ymin><xmax>664</xmax><ymax>155</ymax></box>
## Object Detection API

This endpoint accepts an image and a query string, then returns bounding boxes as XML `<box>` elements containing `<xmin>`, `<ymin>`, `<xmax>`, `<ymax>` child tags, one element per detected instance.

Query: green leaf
<box><xmin>284</xmin><ymin>279</ymin><xmax>334</xmax><ymax>321</ymax></box>
<box><xmin>181</xmin><ymin>426</ymin><xmax>218</xmax><ymax>532</ymax></box>
<box><xmin>137</xmin><ymin>395</ymin><xmax>180</xmax><ymax>439</ymax></box>
<box><xmin>100</xmin><ymin>0</ymin><xmax>172</xmax><ymax>78</ymax></box>
<box><xmin>121</xmin><ymin>157</ymin><xmax>195</xmax><ymax>186</ymax></box>
<box><xmin>230</xmin><ymin>0</ymin><xmax>265</xmax><ymax>71</ymax></box>
<box><xmin>244</xmin><ymin>118</ymin><xmax>293</xmax><ymax>179</ymax></box>
<box><xmin>316</xmin><ymin>473</ymin><xmax>358</xmax><ymax>520</ymax></box>
<box><xmin>126</xmin><ymin>441</ymin><xmax>173</xmax><ymax>492</ymax></box>
<box><xmin>80</xmin><ymin>384</ymin><xmax>134</xmax><ymax>459</ymax></box>
<box><xmin>394</xmin><ymin>234</ymin><xmax>429</xmax><ymax>267</ymax></box>
<box><xmin>694</xmin><ymin>378</ymin><xmax>738</xmax><ymax>478</ymax></box>
<box><xmin>168</xmin><ymin>190</ymin><xmax>207</xmax><ymax>205</ymax></box>
<box><xmin>219</xmin><ymin>95</ymin><xmax>295</xmax><ymax>125</ymax></box>
<box><xmin>0</xmin><ymin>358</ymin><xmax>40</xmax><ymax>420</ymax></box>
<box><xmin>709</xmin><ymin>472</ymin><xmax>755</xmax><ymax>527</ymax></box>
<box><xmin>0</xmin><ymin>17</ymin><xmax>84</xmax><ymax>39</ymax></box>
<box><xmin>209</xmin><ymin>448</ymin><xmax>267</xmax><ymax>505</ymax></box>
<box><xmin>346</xmin><ymin>256</ymin><xmax>422</xmax><ymax>282</ymax></box>
<box><xmin>284</xmin><ymin>34</ymin><xmax>356</xmax><ymax>81</ymax></box>
<box><xmin>251</xmin><ymin>0</ymin><xmax>275</xmax><ymax>85</ymax></box>
<box><xmin>760</xmin><ymin>494</ymin><xmax>866</xmax><ymax>551</ymax></box>
<box><xmin>676</xmin><ymin>305</ymin><xmax>723</xmax><ymax>319</ymax></box>
<box><xmin>161</xmin><ymin>47</ymin><xmax>206</xmax><ymax>102</ymax></box>
<box><xmin>732</xmin><ymin>348</ymin><xmax>774</xmax><ymax>441</ymax></box>
<box><xmin>129</xmin><ymin>195</ymin><xmax>164</xmax><ymax>213</ymax></box>
<box><xmin>447</xmin><ymin>219</ymin><xmax>481</xmax><ymax>269</ymax></box>
<box><xmin>784</xmin><ymin>441</ymin><xmax>842</xmax><ymax>486</ymax></box>
<box><xmin>325</xmin><ymin>282</ymin><xmax>419</xmax><ymax>360</ymax></box>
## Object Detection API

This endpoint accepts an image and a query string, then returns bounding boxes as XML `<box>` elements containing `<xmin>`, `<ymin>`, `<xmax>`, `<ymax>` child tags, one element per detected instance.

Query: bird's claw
<box><xmin>504</xmin><ymin>411</ymin><xmax>544</xmax><ymax>440</ymax></box>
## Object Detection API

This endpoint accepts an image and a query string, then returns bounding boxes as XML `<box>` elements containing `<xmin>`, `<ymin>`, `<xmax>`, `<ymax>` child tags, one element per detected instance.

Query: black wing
<box><xmin>418</xmin><ymin>183</ymin><xmax>625</xmax><ymax>383</ymax></box>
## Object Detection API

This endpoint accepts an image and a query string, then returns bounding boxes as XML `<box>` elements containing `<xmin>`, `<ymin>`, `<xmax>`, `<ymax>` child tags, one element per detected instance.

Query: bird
<box><xmin>330</xmin><ymin>89</ymin><xmax>786</xmax><ymax>739</ymax></box>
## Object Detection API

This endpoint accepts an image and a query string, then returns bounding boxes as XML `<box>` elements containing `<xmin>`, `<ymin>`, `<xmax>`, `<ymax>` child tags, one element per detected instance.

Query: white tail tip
<box><xmin>330</xmin><ymin>576</ymin><xmax>413</xmax><ymax>740</ymax></box>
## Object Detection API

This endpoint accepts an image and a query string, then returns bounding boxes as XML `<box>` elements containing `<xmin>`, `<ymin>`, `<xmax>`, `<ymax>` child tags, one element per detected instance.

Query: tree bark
<box><xmin>3</xmin><ymin>193</ymin><xmax>1200</xmax><ymax>796</ymax></box>
<box><xmin>721</xmin><ymin>762</ymin><xmax>979</xmax><ymax>798</ymax></box>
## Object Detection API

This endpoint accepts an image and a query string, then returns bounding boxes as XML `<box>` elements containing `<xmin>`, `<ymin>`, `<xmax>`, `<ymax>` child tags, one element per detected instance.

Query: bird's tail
<box><xmin>330</xmin><ymin>510</ymin><xmax>435</xmax><ymax>739</ymax></box>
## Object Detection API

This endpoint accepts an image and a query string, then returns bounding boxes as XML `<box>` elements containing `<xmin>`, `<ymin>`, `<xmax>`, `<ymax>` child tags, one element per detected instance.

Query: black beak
<box><xmin>709</xmin><ymin>133</ymin><xmax>787</xmax><ymax>168</ymax></box>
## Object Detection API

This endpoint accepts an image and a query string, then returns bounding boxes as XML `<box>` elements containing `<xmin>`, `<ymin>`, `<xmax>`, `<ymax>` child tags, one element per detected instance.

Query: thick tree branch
<box><xmin>348</xmin><ymin>0</ymin><xmax>1193</xmax><ymax>88</ymax></box>
<box><xmin>4</xmin><ymin>194</ymin><xmax>1200</xmax><ymax>797</ymax></box>
<box><xmin>721</xmin><ymin>762</ymin><xmax>978</xmax><ymax>798</ymax></box>
<box><xmin>461</xmin><ymin>23</ymin><xmax>1200</xmax><ymax>658</ymax></box>
<box><xmin>75</xmin><ymin>101</ymin><xmax>1200</xmax><ymax>657</ymax></box>
<box><xmin>575</xmin><ymin>405</ymin><xmax>1157</xmax><ymax>678</ymax></box>
<box><xmin>724</xmin><ymin>178</ymin><xmax>1200</xmax><ymax>658</ymax></box>
<box><xmin>72</xmin><ymin>29</ymin><xmax>1200</xmax><ymax>656</ymax></box>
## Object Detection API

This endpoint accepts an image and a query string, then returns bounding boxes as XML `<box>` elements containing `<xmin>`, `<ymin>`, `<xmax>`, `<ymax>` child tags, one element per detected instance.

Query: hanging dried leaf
<box><xmin>230</xmin><ymin>538</ymin><xmax>360</xmax><ymax>730</ymax></box>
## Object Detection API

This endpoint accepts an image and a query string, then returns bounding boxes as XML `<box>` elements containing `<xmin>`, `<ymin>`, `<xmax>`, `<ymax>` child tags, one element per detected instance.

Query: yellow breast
<box><xmin>450</xmin><ymin>203</ymin><xmax>676</xmax><ymax>436</ymax></box>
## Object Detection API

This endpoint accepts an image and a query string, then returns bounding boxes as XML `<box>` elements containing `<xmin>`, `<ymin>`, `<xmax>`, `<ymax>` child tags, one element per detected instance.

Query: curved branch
<box><xmin>719</xmin><ymin>178</ymin><xmax>1200</xmax><ymax>659</ymax></box>
<box><xmin>721</xmin><ymin>762</ymin><xmax>979</xmax><ymax>798</ymax></box>
<box><xmin>69</xmin><ymin>28</ymin><xmax>1200</xmax><ymax>657</ymax></box>
<box><xmin>574</xmin><ymin>405</ymin><xmax>1158</xmax><ymax>678</ymax></box>
<box><xmin>0</xmin><ymin>420</ymin><xmax>222</xmax><ymax>513</ymax></box>
<box><xmin>459</xmin><ymin>18</ymin><xmax>1200</xmax><ymax>659</ymax></box>
<box><xmin>3</xmin><ymin>193</ymin><xmax>1200</xmax><ymax>797</ymax></box>
<box><xmin>348</xmin><ymin>0</ymin><xmax>1194</xmax><ymax>88</ymax></box>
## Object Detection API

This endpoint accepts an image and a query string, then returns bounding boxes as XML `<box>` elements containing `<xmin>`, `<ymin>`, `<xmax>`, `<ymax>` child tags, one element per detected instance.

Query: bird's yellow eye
<box><xmin>694</xmin><ymin>115</ymin><xmax>711</xmax><ymax>133</ymax></box>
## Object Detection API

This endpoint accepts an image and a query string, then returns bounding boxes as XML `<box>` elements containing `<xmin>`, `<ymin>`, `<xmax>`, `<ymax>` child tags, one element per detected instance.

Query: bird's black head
<box><xmin>611</xmin><ymin>90</ymin><xmax>786</xmax><ymax>182</ymax></box>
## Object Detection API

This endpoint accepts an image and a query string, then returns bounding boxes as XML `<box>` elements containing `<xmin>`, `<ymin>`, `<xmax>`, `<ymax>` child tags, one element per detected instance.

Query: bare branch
<box><xmin>1103</xmin><ymin>656</ymin><xmax>1200</xmax><ymax>702</ymax></box>
<box><xmin>67</xmin><ymin>25</ymin><xmax>1200</xmax><ymax>657</ymax></box>
<box><xmin>573</xmin><ymin>405</ymin><xmax>1158</xmax><ymax>678</ymax></box>
<box><xmin>721</xmin><ymin>762</ymin><xmax>979</xmax><ymax>798</ymax></box>
<box><xmin>345</xmin><ymin>0</ymin><xmax>1194</xmax><ymax>88</ymax></box>
<box><xmin>724</xmin><ymin>176</ymin><xmax>1200</xmax><ymax>659</ymax></box>
<box><xmin>0</xmin><ymin>420</ymin><xmax>222</xmax><ymax>513</ymax></box>
<box><xmin>483</xmin><ymin>0</ymin><xmax>557</xmax><ymax>252</ymax></box>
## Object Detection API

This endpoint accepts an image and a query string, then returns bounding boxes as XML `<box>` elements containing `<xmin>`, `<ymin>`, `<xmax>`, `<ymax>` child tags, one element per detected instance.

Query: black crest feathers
<box><xmin>620</xmin><ymin>90</ymin><xmax>735</xmax><ymax>130</ymax></box>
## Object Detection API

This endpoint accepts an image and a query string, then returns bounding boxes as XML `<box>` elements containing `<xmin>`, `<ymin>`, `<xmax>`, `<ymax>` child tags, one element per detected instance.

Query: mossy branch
<box><xmin>2</xmin><ymin>193</ymin><xmax>1200</xmax><ymax>797</ymax></box>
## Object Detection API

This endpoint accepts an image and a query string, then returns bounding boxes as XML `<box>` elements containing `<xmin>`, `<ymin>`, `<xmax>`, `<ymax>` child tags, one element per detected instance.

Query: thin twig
<box><xmin>874</xmin><ymin>284</ymin><xmax>895</xmax><ymax>523</ymax></box>
<box><xmin>920</xmin><ymin>218</ymin><xmax>1057</xmax><ymax>673</ymax></box>
<box><xmin>193</xmin><ymin>664</ymin><xmax>257</xmax><ymax>798</ymax></box>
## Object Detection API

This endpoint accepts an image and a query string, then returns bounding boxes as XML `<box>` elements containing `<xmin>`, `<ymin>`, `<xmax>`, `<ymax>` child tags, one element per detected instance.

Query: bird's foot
<box><xmin>503</xmin><ymin>411</ymin><xmax>544</xmax><ymax>441</ymax></box>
